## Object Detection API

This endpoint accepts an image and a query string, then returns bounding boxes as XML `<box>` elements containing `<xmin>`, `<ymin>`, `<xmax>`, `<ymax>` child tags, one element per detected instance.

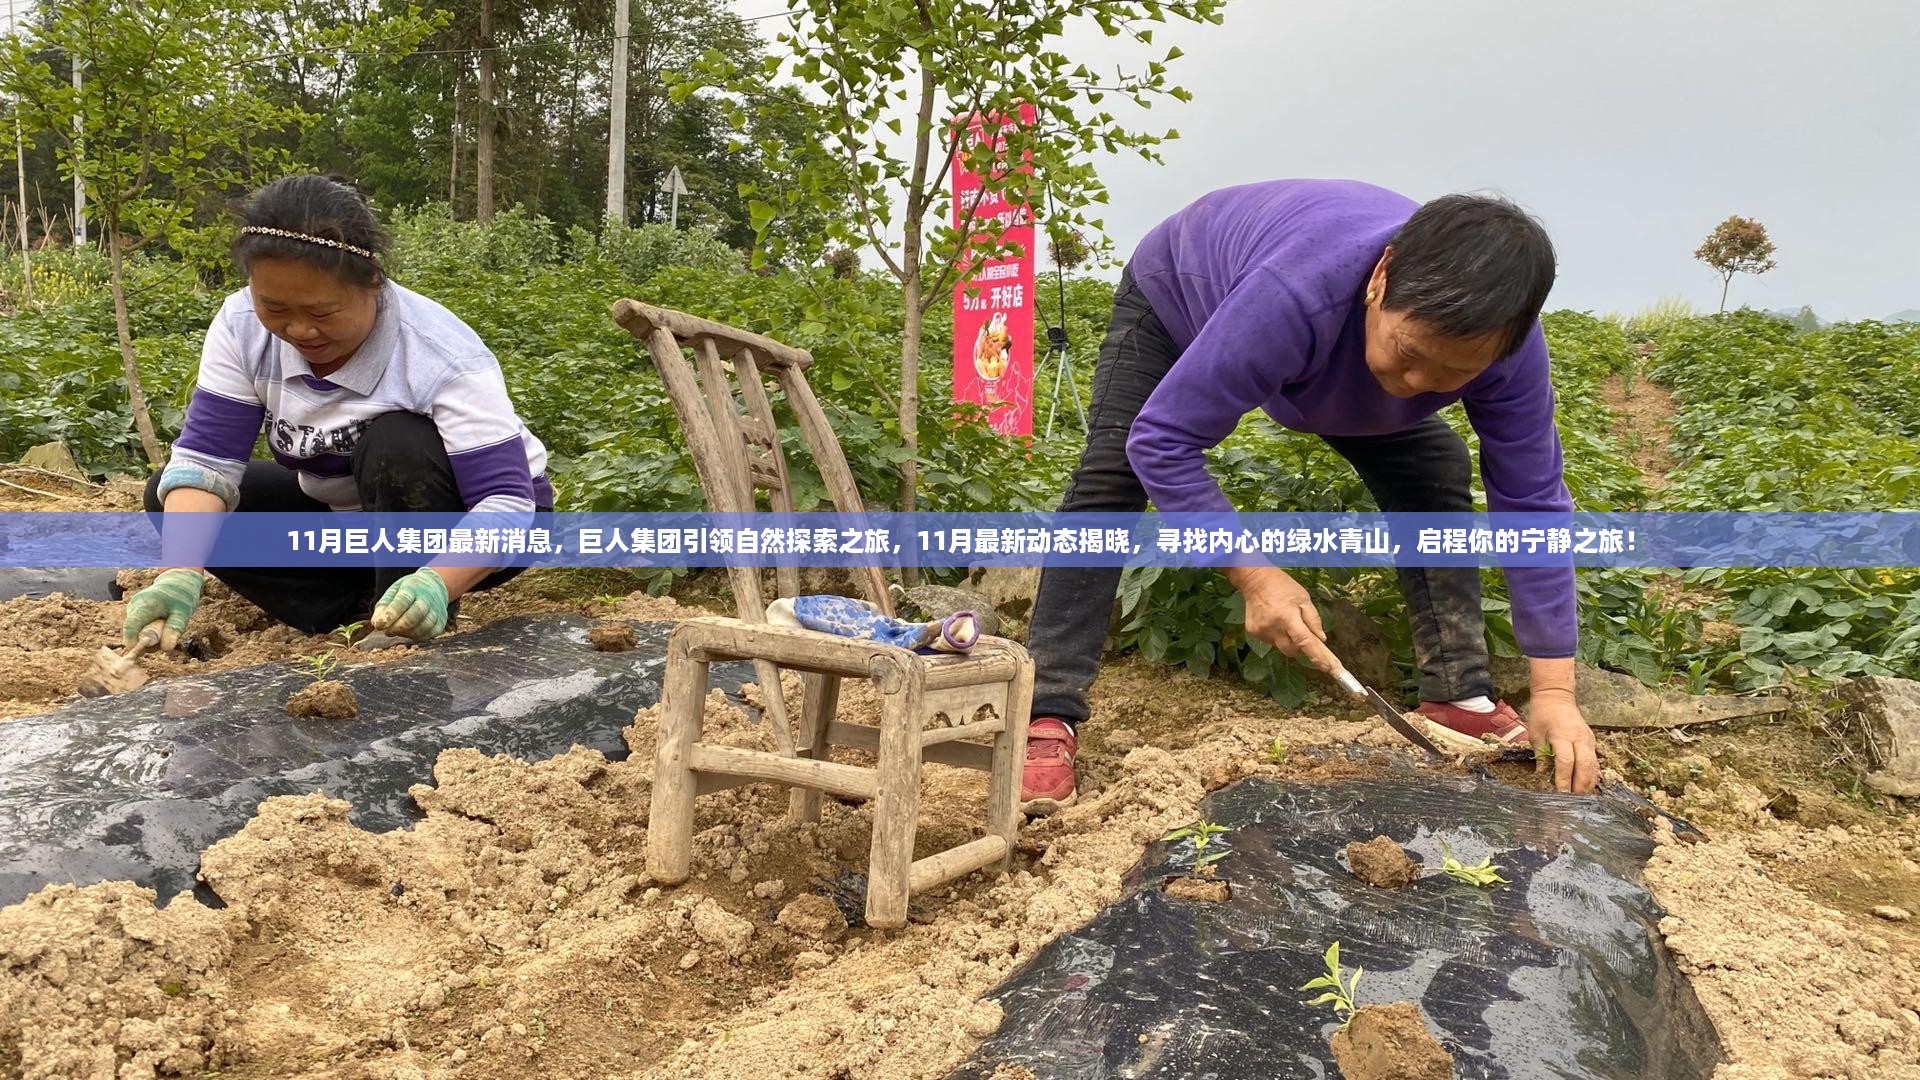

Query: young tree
<box><xmin>0</xmin><ymin>0</ymin><xmax>436</xmax><ymax>464</ymax></box>
<box><xmin>1695</xmin><ymin>215</ymin><xmax>1777</xmax><ymax>313</ymax></box>
<box><xmin>689</xmin><ymin>0</ymin><xmax>1223</xmax><ymax>512</ymax></box>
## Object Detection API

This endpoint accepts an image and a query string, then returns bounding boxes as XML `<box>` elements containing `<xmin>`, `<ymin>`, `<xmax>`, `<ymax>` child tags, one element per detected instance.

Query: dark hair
<box><xmin>231</xmin><ymin>174</ymin><xmax>388</xmax><ymax>288</ymax></box>
<box><xmin>1382</xmin><ymin>194</ymin><xmax>1556</xmax><ymax>359</ymax></box>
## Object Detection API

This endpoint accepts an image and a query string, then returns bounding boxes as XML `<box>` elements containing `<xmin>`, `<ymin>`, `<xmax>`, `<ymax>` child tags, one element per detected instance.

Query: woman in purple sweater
<box><xmin>1022</xmin><ymin>179</ymin><xmax>1599</xmax><ymax>811</ymax></box>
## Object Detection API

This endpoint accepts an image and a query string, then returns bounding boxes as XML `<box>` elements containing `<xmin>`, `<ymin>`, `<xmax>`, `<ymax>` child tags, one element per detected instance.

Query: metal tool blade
<box><xmin>1361</xmin><ymin>685</ymin><xmax>1448</xmax><ymax>760</ymax></box>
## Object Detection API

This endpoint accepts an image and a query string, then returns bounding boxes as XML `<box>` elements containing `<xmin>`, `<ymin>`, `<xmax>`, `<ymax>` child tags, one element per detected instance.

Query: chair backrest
<box><xmin>612</xmin><ymin>299</ymin><xmax>895</xmax><ymax>620</ymax></box>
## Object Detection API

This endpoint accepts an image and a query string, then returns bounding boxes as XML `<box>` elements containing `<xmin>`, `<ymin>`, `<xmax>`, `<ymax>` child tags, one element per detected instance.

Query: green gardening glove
<box><xmin>372</xmin><ymin>567</ymin><xmax>450</xmax><ymax>641</ymax></box>
<box><xmin>123</xmin><ymin>569</ymin><xmax>204</xmax><ymax>651</ymax></box>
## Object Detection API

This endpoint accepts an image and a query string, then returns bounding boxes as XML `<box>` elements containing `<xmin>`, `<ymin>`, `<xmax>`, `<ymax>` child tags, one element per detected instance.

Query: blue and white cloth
<box><xmin>766</xmin><ymin>595</ymin><xmax>980</xmax><ymax>653</ymax></box>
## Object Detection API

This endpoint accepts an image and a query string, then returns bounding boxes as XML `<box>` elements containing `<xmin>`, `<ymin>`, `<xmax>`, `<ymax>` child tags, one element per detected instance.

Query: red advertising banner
<box><xmin>951</xmin><ymin>105</ymin><xmax>1037</xmax><ymax>436</ymax></box>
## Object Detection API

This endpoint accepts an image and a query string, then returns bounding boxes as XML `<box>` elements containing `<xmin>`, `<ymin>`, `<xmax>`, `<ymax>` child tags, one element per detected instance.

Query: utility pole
<box><xmin>475</xmin><ymin>0</ymin><xmax>494</xmax><ymax>225</ymax></box>
<box><xmin>70</xmin><ymin>58</ymin><xmax>84</xmax><ymax>246</ymax></box>
<box><xmin>8</xmin><ymin>0</ymin><xmax>29</xmax><ymax>302</ymax></box>
<box><xmin>605</xmin><ymin>0</ymin><xmax>628</xmax><ymax>225</ymax></box>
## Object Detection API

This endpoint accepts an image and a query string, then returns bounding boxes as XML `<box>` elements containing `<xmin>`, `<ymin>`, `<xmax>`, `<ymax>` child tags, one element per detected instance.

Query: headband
<box><xmin>239</xmin><ymin>225</ymin><xmax>377</xmax><ymax>261</ymax></box>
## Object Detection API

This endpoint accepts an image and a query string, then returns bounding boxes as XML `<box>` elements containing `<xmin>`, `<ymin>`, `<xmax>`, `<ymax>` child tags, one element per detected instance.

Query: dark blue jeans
<box><xmin>1027</xmin><ymin>266</ymin><xmax>1493</xmax><ymax>724</ymax></box>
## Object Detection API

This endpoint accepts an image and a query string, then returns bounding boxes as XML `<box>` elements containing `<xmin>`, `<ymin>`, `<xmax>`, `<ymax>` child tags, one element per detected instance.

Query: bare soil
<box><xmin>1600</xmin><ymin>370</ymin><xmax>1681</xmax><ymax>491</ymax></box>
<box><xmin>286</xmin><ymin>679</ymin><xmax>358</xmax><ymax>719</ymax></box>
<box><xmin>1329</xmin><ymin>1002</ymin><xmax>1453</xmax><ymax>1080</ymax></box>
<box><xmin>1163</xmin><ymin>876</ymin><xmax>1232</xmax><ymax>902</ymax></box>
<box><xmin>589</xmin><ymin>621</ymin><xmax>639</xmax><ymax>652</ymax></box>
<box><xmin>1344</xmin><ymin>835</ymin><xmax>1420</xmax><ymax>888</ymax></box>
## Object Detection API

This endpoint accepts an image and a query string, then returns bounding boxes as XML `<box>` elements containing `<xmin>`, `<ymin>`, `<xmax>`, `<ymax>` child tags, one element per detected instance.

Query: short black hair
<box><xmin>231</xmin><ymin>174</ymin><xmax>388</xmax><ymax>288</ymax></box>
<box><xmin>1381</xmin><ymin>193</ymin><xmax>1556</xmax><ymax>359</ymax></box>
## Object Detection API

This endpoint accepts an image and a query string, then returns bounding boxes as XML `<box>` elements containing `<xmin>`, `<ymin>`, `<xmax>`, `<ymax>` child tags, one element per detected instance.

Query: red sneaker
<box><xmin>1414</xmin><ymin>699</ymin><xmax>1529</xmax><ymax>744</ymax></box>
<box><xmin>1021</xmin><ymin>717</ymin><xmax>1078</xmax><ymax>815</ymax></box>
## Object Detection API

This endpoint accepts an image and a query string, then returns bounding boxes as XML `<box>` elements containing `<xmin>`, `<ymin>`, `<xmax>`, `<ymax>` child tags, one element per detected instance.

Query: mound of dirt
<box><xmin>1345</xmin><ymin>835</ymin><xmax>1420</xmax><ymax>888</ymax></box>
<box><xmin>588</xmin><ymin>621</ymin><xmax>638</xmax><ymax>652</ymax></box>
<box><xmin>1329</xmin><ymin>1002</ymin><xmax>1452</xmax><ymax>1080</ymax></box>
<box><xmin>285</xmin><ymin>679</ymin><xmax>358</xmax><ymax>719</ymax></box>
<box><xmin>1164</xmin><ymin>876</ymin><xmax>1232</xmax><ymax>902</ymax></box>
<box><xmin>0</xmin><ymin>881</ymin><xmax>241</xmax><ymax>1080</ymax></box>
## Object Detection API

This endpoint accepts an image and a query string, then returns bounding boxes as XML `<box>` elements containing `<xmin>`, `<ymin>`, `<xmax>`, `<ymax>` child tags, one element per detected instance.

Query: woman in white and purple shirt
<box><xmin>125</xmin><ymin>175</ymin><xmax>552</xmax><ymax>647</ymax></box>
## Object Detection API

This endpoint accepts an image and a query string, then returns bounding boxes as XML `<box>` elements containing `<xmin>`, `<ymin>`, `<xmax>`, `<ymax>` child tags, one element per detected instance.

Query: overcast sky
<box><xmin>741</xmin><ymin>0</ymin><xmax>1919</xmax><ymax>321</ymax></box>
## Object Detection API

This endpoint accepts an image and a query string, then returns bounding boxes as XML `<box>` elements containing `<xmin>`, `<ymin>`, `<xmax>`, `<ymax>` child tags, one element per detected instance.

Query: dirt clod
<box><xmin>1163</xmin><ymin>876</ymin><xmax>1231</xmax><ymax>902</ymax></box>
<box><xmin>285</xmin><ymin>679</ymin><xmax>357</xmax><ymax>719</ymax></box>
<box><xmin>588</xmin><ymin>622</ymin><xmax>637</xmax><ymax>652</ymax></box>
<box><xmin>1871</xmin><ymin>905</ymin><xmax>1913</xmax><ymax>923</ymax></box>
<box><xmin>776</xmin><ymin>894</ymin><xmax>848</xmax><ymax>941</ymax></box>
<box><xmin>1345</xmin><ymin>835</ymin><xmax>1420</xmax><ymax>889</ymax></box>
<box><xmin>1329</xmin><ymin>1002</ymin><xmax>1453</xmax><ymax>1080</ymax></box>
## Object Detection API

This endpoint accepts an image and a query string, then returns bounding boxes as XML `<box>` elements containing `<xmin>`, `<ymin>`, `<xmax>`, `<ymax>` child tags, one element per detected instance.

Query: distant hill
<box><xmin>1888</xmin><ymin>309</ymin><xmax>1920</xmax><ymax>323</ymax></box>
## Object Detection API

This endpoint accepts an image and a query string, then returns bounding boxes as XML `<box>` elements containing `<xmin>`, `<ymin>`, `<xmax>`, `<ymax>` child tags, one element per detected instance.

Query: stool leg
<box><xmin>647</xmin><ymin>638</ymin><xmax>709</xmax><ymax>885</ymax></box>
<box><xmin>791</xmin><ymin>672</ymin><xmax>841</xmax><ymax>823</ymax></box>
<box><xmin>987</xmin><ymin>659</ymin><xmax>1035</xmax><ymax>869</ymax></box>
<box><xmin>864</xmin><ymin>666</ymin><xmax>924</xmax><ymax>929</ymax></box>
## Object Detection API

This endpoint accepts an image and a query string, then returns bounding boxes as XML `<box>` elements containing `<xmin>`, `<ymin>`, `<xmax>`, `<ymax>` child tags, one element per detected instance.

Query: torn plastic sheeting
<box><xmin>0</xmin><ymin>567</ymin><xmax>121</xmax><ymax>601</ymax></box>
<box><xmin>955</xmin><ymin>766</ymin><xmax>1723</xmax><ymax>1080</ymax></box>
<box><xmin>0</xmin><ymin>615</ymin><xmax>753</xmax><ymax>908</ymax></box>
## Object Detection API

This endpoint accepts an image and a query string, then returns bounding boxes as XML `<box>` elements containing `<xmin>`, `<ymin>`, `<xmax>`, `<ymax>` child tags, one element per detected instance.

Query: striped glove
<box><xmin>123</xmin><ymin>569</ymin><xmax>204</xmax><ymax>651</ymax></box>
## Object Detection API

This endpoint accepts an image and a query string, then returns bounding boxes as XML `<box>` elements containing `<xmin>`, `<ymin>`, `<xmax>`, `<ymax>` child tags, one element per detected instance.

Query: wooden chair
<box><xmin>611</xmin><ymin>300</ymin><xmax>1034</xmax><ymax>929</ymax></box>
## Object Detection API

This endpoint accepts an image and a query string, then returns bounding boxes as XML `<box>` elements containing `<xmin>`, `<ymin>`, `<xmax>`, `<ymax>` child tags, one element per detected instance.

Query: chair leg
<box><xmin>790</xmin><ymin>672</ymin><xmax>841</xmax><ymax>823</ymax></box>
<box><xmin>864</xmin><ymin>666</ymin><xmax>925</xmax><ymax>930</ymax></box>
<box><xmin>987</xmin><ymin>660</ymin><xmax>1035</xmax><ymax>869</ymax></box>
<box><xmin>647</xmin><ymin>637</ymin><xmax>710</xmax><ymax>885</ymax></box>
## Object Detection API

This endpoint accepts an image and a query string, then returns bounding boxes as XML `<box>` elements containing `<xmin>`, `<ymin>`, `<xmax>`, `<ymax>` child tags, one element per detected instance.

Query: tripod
<box><xmin>1036</xmin><ymin>324</ymin><xmax>1086</xmax><ymax>438</ymax></box>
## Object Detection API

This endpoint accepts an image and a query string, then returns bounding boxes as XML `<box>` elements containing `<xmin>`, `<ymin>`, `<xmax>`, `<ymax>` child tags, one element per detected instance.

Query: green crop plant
<box><xmin>1299</xmin><ymin>941</ymin><xmax>1363</xmax><ymax>1029</ymax></box>
<box><xmin>295</xmin><ymin>652</ymin><xmax>339</xmax><ymax>685</ymax></box>
<box><xmin>1163</xmin><ymin>820</ymin><xmax>1233</xmax><ymax>873</ymax></box>
<box><xmin>1438</xmin><ymin>843</ymin><xmax>1508</xmax><ymax>888</ymax></box>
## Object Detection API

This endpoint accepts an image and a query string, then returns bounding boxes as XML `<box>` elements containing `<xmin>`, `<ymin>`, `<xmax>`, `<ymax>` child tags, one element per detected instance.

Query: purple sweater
<box><xmin>1125</xmin><ymin>179</ymin><xmax>1575</xmax><ymax>658</ymax></box>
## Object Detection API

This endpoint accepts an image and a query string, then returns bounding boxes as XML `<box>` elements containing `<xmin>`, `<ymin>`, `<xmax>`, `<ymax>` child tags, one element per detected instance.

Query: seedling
<box><xmin>1299</xmin><ymin>941</ymin><xmax>1362</xmax><ymax>1029</ymax></box>
<box><xmin>1163</xmin><ymin>819</ymin><xmax>1233</xmax><ymax>872</ymax></box>
<box><xmin>1267</xmin><ymin>737</ymin><xmax>1289</xmax><ymax>763</ymax></box>
<box><xmin>295</xmin><ymin>652</ymin><xmax>338</xmax><ymax>684</ymax></box>
<box><xmin>331</xmin><ymin>621</ymin><xmax>365</xmax><ymax>651</ymax></box>
<box><xmin>1438</xmin><ymin>842</ymin><xmax>1508</xmax><ymax>888</ymax></box>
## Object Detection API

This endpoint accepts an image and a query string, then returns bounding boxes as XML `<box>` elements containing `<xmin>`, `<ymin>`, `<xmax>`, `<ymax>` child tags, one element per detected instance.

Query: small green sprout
<box><xmin>1299</xmin><ymin>941</ymin><xmax>1362</xmax><ymax>1029</ymax></box>
<box><xmin>295</xmin><ymin>652</ymin><xmax>338</xmax><ymax>684</ymax></box>
<box><xmin>1267</xmin><ymin>737</ymin><xmax>1289</xmax><ymax>763</ymax></box>
<box><xmin>1163</xmin><ymin>819</ymin><xmax>1233</xmax><ymax>872</ymax></box>
<box><xmin>331</xmin><ymin>621</ymin><xmax>365</xmax><ymax>650</ymax></box>
<box><xmin>1438</xmin><ymin>842</ymin><xmax>1509</xmax><ymax>888</ymax></box>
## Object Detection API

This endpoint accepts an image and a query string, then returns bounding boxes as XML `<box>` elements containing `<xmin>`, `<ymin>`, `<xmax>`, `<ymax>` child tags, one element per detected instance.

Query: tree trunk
<box><xmin>1718</xmin><ymin>273</ymin><xmax>1730</xmax><ymax>314</ymax></box>
<box><xmin>107</xmin><ymin>224</ymin><xmax>162</xmax><ymax>465</ymax></box>
<box><xmin>475</xmin><ymin>0</ymin><xmax>495</xmax><ymax>225</ymax></box>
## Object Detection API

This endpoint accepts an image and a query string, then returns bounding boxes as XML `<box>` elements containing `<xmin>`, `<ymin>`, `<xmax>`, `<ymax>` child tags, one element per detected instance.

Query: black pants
<box><xmin>145</xmin><ymin>411</ymin><xmax>537</xmax><ymax>634</ymax></box>
<box><xmin>1027</xmin><ymin>266</ymin><xmax>1494</xmax><ymax>724</ymax></box>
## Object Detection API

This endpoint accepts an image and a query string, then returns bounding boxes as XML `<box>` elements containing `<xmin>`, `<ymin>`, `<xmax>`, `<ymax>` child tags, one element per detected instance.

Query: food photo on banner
<box><xmin>952</xmin><ymin>104</ymin><xmax>1038</xmax><ymax>436</ymax></box>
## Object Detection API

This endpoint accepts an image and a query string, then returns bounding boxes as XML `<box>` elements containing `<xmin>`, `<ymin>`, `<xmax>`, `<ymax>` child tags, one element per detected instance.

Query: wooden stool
<box><xmin>612</xmin><ymin>300</ymin><xmax>1034</xmax><ymax>928</ymax></box>
<box><xmin>649</xmin><ymin>618</ymin><xmax>1031</xmax><ymax>928</ymax></box>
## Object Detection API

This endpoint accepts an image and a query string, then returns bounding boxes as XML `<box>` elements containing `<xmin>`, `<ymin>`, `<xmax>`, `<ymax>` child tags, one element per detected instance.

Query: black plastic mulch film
<box><xmin>0</xmin><ymin>616</ymin><xmax>751</xmax><ymax>907</ymax></box>
<box><xmin>954</xmin><ymin>767</ymin><xmax>1724</xmax><ymax>1080</ymax></box>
